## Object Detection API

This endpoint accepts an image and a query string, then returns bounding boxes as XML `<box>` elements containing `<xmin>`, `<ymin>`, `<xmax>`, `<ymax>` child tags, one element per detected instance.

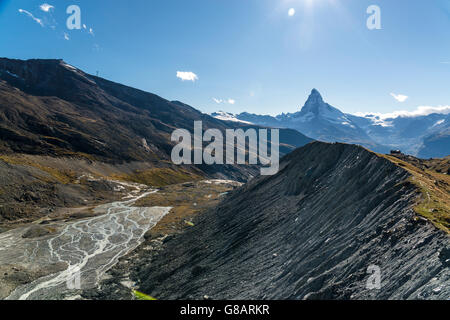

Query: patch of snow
<box><xmin>211</xmin><ymin>111</ymin><xmax>253</xmax><ymax>124</ymax></box>
<box><xmin>341</xmin><ymin>121</ymin><xmax>356</xmax><ymax>128</ymax></box>
<box><xmin>432</xmin><ymin>119</ymin><xmax>445</xmax><ymax>127</ymax></box>
<box><xmin>359</xmin><ymin>114</ymin><xmax>394</xmax><ymax>127</ymax></box>
<box><xmin>61</xmin><ymin>62</ymin><xmax>78</xmax><ymax>71</ymax></box>
<box><xmin>5</xmin><ymin>70</ymin><xmax>20</xmax><ymax>79</ymax></box>
<box><xmin>59</xmin><ymin>61</ymin><xmax>97</xmax><ymax>85</ymax></box>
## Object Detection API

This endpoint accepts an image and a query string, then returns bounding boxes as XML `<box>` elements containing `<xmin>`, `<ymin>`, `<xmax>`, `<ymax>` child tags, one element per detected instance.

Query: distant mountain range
<box><xmin>212</xmin><ymin>89</ymin><xmax>450</xmax><ymax>158</ymax></box>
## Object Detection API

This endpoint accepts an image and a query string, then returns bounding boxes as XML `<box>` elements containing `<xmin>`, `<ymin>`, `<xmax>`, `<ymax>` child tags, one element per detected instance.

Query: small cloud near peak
<box><xmin>213</xmin><ymin>98</ymin><xmax>236</xmax><ymax>105</ymax></box>
<box><xmin>390</xmin><ymin>93</ymin><xmax>408</xmax><ymax>103</ymax></box>
<box><xmin>40</xmin><ymin>3</ymin><xmax>54</xmax><ymax>12</ymax></box>
<box><xmin>176</xmin><ymin>71</ymin><xmax>198</xmax><ymax>82</ymax></box>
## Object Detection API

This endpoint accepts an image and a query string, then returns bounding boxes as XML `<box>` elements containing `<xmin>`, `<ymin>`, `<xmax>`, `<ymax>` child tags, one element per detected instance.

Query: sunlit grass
<box><xmin>0</xmin><ymin>154</ymin><xmax>77</xmax><ymax>184</ymax></box>
<box><xmin>111</xmin><ymin>167</ymin><xmax>203</xmax><ymax>187</ymax></box>
<box><xmin>380</xmin><ymin>154</ymin><xmax>450</xmax><ymax>234</ymax></box>
<box><xmin>133</xmin><ymin>290</ymin><xmax>157</xmax><ymax>300</ymax></box>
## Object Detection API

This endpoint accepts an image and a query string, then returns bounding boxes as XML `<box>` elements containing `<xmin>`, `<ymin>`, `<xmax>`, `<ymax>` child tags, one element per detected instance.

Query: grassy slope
<box><xmin>0</xmin><ymin>154</ymin><xmax>78</xmax><ymax>184</ymax></box>
<box><xmin>111</xmin><ymin>167</ymin><xmax>204</xmax><ymax>188</ymax></box>
<box><xmin>0</xmin><ymin>154</ymin><xmax>204</xmax><ymax>187</ymax></box>
<box><xmin>380</xmin><ymin>154</ymin><xmax>450</xmax><ymax>233</ymax></box>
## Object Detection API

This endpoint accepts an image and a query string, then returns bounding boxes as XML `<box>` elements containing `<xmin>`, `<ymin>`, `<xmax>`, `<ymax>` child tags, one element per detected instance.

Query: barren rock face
<box><xmin>132</xmin><ymin>142</ymin><xmax>449</xmax><ymax>300</ymax></box>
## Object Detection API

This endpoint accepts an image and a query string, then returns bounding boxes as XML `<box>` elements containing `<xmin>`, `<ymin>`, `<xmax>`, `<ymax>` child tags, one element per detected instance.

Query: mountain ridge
<box><xmin>87</xmin><ymin>141</ymin><xmax>450</xmax><ymax>300</ymax></box>
<box><xmin>0</xmin><ymin>58</ymin><xmax>312</xmax><ymax>165</ymax></box>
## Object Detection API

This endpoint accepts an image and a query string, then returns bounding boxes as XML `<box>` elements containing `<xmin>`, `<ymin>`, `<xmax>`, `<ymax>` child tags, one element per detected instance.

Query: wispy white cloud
<box><xmin>288</xmin><ymin>8</ymin><xmax>296</xmax><ymax>16</ymax></box>
<box><xmin>390</xmin><ymin>93</ymin><xmax>408</xmax><ymax>102</ymax></box>
<box><xmin>176</xmin><ymin>71</ymin><xmax>198</xmax><ymax>82</ymax></box>
<box><xmin>354</xmin><ymin>105</ymin><xmax>450</xmax><ymax>121</ymax></box>
<box><xmin>39</xmin><ymin>3</ymin><xmax>54</xmax><ymax>12</ymax></box>
<box><xmin>64</xmin><ymin>32</ymin><xmax>70</xmax><ymax>40</ymax></box>
<box><xmin>18</xmin><ymin>9</ymin><xmax>44</xmax><ymax>27</ymax></box>
<box><xmin>212</xmin><ymin>98</ymin><xmax>236</xmax><ymax>105</ymax></box>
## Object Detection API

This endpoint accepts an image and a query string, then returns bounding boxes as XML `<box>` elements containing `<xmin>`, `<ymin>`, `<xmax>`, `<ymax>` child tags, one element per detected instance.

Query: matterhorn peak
<box><xmin>306</xmin><ymin>88</ymin><xmax>324</xmax><ymax>104</ymax></box>
<box><xmin>300</xmin><ymin>88</ymin><xmax>327</xmax><ymax>114</ymax></box>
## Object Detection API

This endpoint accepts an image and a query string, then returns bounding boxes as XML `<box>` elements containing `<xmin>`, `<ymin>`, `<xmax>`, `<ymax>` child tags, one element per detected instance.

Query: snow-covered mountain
<box><xmin>209</xmin><ymin>111</ymin><xmax>252</xmax><ymax>124</ymax></box>
<box><xmin>212</xmin><ymin>89</ymin><xmax>450</xmax><ymax>157</ymax></box>
<box><xmin>347</xmin><ymin>112</ymin><xmax>450</xmax><ymax>156</ymax></box>
<box><xmin>216</xmin><ymin>89</ymin><xmax>387</xmax><ymax>153</ymax></box>
<box><xmin>273</xmin><ymin>89</ymin><xmax>374</xmax><ymax>144</ymax></box>
<box><xmin>418</xmin><ymin>128</ymin><xmax>450</xmax><ymax>158</ymax></box>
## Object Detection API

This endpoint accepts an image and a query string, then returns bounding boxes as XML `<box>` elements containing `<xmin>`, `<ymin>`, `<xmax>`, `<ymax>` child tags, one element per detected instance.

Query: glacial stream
<box><xmin>0</xmin><ymin>190</ymin><xmax>171</xmax><ymax>300</ymax></box>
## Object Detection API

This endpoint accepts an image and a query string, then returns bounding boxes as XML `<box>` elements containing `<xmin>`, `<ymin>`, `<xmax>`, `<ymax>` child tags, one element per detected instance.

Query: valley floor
<box><xmin>0</xmin><ymin>178</ymin><xmax>240</xmax><ymax>300</ymax></box>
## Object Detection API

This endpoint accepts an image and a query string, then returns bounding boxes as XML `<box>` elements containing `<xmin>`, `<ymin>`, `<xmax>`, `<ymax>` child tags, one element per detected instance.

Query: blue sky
<box><xmin>0</xmin><ymin>0</ymin><xmax>449</xmax><ymax>116</ymax></box>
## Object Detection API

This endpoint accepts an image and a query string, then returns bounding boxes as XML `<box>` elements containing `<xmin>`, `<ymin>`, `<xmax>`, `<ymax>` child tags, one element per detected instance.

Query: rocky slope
<box><xmin>119</xmin><ymin>142</ymin><xmax>449</xmax><ymax>300</ymax></box>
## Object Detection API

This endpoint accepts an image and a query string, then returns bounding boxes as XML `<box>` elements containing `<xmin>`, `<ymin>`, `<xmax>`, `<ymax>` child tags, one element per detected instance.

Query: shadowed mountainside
<box><xmin>0</xmin><ymin>58</ymin><xmax>312</xmax><ymax>223</ymax></box>
<box><xmin>0</xmin><ymin>58</ymin><xmax>311</xmax><ymax>166</ymax></box>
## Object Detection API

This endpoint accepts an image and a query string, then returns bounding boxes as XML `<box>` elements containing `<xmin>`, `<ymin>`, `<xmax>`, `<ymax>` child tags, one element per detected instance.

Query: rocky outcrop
<box><xmin>131</xmin><ymin>142</ymin><xmax>449</xmax><ymax>300</ymax></box>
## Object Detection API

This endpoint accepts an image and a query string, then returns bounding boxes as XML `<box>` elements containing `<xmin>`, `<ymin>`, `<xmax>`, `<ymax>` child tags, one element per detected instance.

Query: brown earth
<box><xmin>0</xmin><ymin>154</ymin><xmax>204</xmax><ymax>230</ymax></box>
